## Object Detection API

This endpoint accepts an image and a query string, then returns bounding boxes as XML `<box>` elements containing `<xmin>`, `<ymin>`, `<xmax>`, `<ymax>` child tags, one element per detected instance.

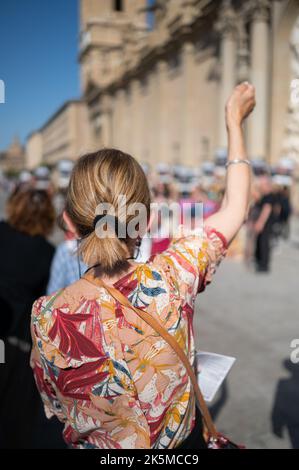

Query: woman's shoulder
<box><xmin>32</xmin><ymin>288</ymin><xmax>65</xmax><ymax>320</ymax></box>
<box><xmin>31</xmin><ymin>290</ymin><xmax>64</xmax><ymax>363</ymax></box>
<box><xmin>31</xmin><ymin>280</ymin><xmax>107</xmax><ymax>369</ymax></box>
<box><xmin>32</xmin><ymin>277</ymin><xmax>101</xmax><ymax>320</ymax></box>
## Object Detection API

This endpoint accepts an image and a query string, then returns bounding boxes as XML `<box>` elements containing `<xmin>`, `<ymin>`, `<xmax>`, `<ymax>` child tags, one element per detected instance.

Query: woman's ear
<box><xmin>63</xmin><ymin>211</ymin><xmax>80</xmax><ymax>238</ymax></box>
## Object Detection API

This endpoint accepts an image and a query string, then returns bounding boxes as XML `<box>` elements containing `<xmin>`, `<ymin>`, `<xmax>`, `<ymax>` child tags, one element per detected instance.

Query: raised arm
<box><xmin>206</xmin><ymin>82</ymin><xmax>256</xmax><ymax>244</ymax></box>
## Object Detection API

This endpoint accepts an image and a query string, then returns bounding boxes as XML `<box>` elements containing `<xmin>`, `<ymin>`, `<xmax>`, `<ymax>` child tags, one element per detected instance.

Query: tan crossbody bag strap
<box><xmin>83</xmin><ymin>272</ymin><xmax>218</xmax><ymax>440</ymax></box>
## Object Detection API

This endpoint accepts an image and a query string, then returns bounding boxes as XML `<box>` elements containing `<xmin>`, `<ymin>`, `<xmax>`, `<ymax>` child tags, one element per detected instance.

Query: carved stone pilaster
<box><xmin>182</xmin><ymin>41</ymin><xmax>195</xmax><ymax>57</ymax></box>
<box><xmin>215</xmin><ymin>0</ymin><xmax>238</xmax><ymax>40</ymax></box>
<box><xmin>247</xmin><ymin>0</ymin><xmax>271</xmax><ymax>159</ymax></box>
<box><xmin>216</xmin><ymin>1</ymin><xmax>238</xmax><ymax>149</ymax></box>
<box><xmin>180</xmin><ymin>0</ymin><xmax>198</xmax><ymax>28</ymax></box>
<box><xmin>181</xmin><ymin>41</ymin><xmax>196</xmax><ymax>165</ymax></box>
<box><xmin>282</xmin><ymin>15</ymin><xmax>299</xmax><ymax>163</ymax></box>
<box><xmin>237</xmin><ymin>20</ymin><xmax>250</xmax><ymax>83</ymax></box>
<box><xmin>245</xmin><ymin>0</ymin><xmax>271</xmax><ymax>23</ymax></box>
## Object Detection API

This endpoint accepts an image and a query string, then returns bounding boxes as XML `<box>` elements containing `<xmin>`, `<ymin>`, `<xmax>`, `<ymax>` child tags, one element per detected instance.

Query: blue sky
<box><xmin>0</xmin><ymin>0</ymin><xmax>80</xmax><ymax>150</ymax></box>
<box><xmin>0</xmin><ymin>0</ymin><xmax>155</xmax><ymax>151</ymax></box>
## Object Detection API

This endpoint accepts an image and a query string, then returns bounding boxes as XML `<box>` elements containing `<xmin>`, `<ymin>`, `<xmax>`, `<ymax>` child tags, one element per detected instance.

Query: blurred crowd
<box><xmin>0</xmin><ymin>158</ymin><xmax>295</xmax><ymax>448</ymax></box>
<box><xmin>147</xmin><ymin>170</ymin><xmax>292</xmax><ymax>274</ymax></box>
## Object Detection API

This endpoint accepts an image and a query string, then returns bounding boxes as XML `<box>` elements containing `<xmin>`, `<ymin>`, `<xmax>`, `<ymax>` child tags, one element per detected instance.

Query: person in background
<box><xmin>150</xmin><ymin>207</ymin><xmax>172</xmax><ymax>256</ymax></box>
<box><xmin>152</xmin><ymin>182</ymin><xmax>171</xmax><ymax>202</ymax></box>
<box><xmin>272</xmin><ymin>185</ymin><xmax>283</xmax><ymax>242</ymax></box>
<box><xmin>279</xmin><ymin>186</ymin><xmax>292</xmax><ymax>240</ymax></box>
<box><xmin>254</xmin><ymin>176</ymin><xmax>275</xmax><ymax>272</ymax></box>
<box><xmin>191</xmin><ymin>186</ymin><xmax>219</xmax><ymax>220</ymax></box>
<box><xmin>244</xmin><ymin>183</ymin><xmax>261</xmax><ymax>267</ymax></box>
<box><xmin>135</xmin><ymin>234</ymin><xmax>152</xmax><ymax>263</ymax></box>
<box><xmin>9</xmin><ymin>170</ymin><xmax>33</xmax><ymax>197</ymax></box>
<box><xmin>47</xmin><ymin>230</ymin><xmax>87</xmax><ymax>295</ymax></box>
<box><xmin>0</xmin><ymin>189</ymin><xmax>56</xmax><ymax>448</ymax></box>
<box><xmin>151</xmin><ymin>182</ymin><xmax>176</xmax><ymax>256</ymax></box>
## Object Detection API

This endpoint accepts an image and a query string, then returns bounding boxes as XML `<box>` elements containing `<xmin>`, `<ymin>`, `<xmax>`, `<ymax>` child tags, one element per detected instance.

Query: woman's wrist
<box><xmin>226</xmin><ymin>119</ymin><xmax>248</xmax><ymax>163</ymax></box>
<box><xmin>226</xmin><ymin>118</ymin><xmax>243</xmax><ymax>132</ymax></box>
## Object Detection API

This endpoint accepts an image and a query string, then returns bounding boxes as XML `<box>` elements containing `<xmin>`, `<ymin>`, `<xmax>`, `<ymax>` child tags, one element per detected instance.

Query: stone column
<box><xmin>147</xmin><ymin>71</ymin><xmax>156</xmax><ymax>166</ymax></box>
<box><xmin>156</xmin><ymin>59</ymin><xmax>169</xmax><ymax>165</ymax></box>
<box><xmin>100</xmin><ymin>95</ymin><xmax>113</xmax><ymax>147</ymax></box>
<box><xmin>131</xmin><ymin>79</ymin><xmax>142</xmax><ymax>159</ymax></box>
<box><xmin>115</xmin><ymin>88</ymin><xmax>126</xmax><ymax>150</ymax></box>
<box><xmin>181</xmin><ymin>41</ymin><xmax>196</xmax><ymax>166</ymax></box>
<box><xmin>237</xmin><ymin>20</ymin><xmax>250</xmax><ymax>84</ymax></box>
<box><xmin>216</xmin><ymin>1</ymin><xmax>238</xmax><ymax>151</ymax></box>
<box><xmin>247</xmin><ymin>0</ymin><xmax>270</xmax><ymax>159</ymax></box>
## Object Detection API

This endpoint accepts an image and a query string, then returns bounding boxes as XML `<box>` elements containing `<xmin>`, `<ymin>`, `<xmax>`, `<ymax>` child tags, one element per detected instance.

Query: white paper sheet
<box><xmin>195</xmin><ymin>351</ymin><xmax>236</xmax><ymax>403</ymax></box>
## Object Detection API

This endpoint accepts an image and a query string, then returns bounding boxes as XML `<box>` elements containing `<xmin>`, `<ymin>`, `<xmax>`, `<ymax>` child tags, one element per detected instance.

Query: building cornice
<box><xmin>215</xmin><ymin>0</ymin><xmax>238</xmax><ymax>40</ymax></box>
<box><xmin>83</xmin><ymin>0</ymin><xmax>218</xmax><ymax>100</ymax></box>
<box><xmin>243</xmin><ymin>0</ymin><xmax>271</xmax><ymax>23</ymax></box>
<box><xmin>39</xmin><ymin>100</ymin><xmax>83</xmax><ymax>132</ymax></box>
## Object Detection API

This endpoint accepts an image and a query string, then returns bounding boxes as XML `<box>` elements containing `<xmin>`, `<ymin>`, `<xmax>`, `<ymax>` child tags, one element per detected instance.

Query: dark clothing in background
<box><xmin>0</xmin><ymin>221</ymin><xmax>59</xmax><ymax>448</ymax></box>
<box><xmin>279</xmin><ymin>193</ymin><xmax>292</xmax><ymax>239</ymax></box>
<box><xmin>255</xmin><ymin>224</ymin><xmax>272</xmax><ymax>272</ymax></box>
<box><xmin>256</xmin><ymin>194</ymin><xmax>275</xmax><ymax>229</ymax></box>
<box><xmin>255</xmin><ymin>194</ymin><xmax>275</xmax><ymax>272</ymax></box>
<box><xmin>0</xmin><ymin>221</ymin><xmax>54</xmax><ymax>341</ymax></box>
<box><xmin>280</xmin><ymin>195</ymin><xmax>292</xmax><ymax>224</ymax></box>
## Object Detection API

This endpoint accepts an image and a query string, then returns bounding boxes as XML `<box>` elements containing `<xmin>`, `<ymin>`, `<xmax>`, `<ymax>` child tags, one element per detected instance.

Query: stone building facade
<box><xmin>26</xmin><ymin>100</ymin><xmax>92</xmax><ymax>169</ymax></box>
<box><xmin>0</xmin><ymin>137</ymin><xmax>25</xmax><ymax>173</ymax></box>
<box><xmin>26</xmin><ymin>131</ymin><xmax>43</xmax><ymax>170</ymax></box>
<box><xmin>80</xmin><ymin>0</ymin><xmax>299</xmax><ymax>168</ymax></box>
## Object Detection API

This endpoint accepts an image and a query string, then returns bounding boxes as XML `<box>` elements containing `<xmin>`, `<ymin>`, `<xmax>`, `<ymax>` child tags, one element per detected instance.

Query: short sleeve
<box><xmin>161</xmin><ymin>225</ymin><xmax>227</xmax><ymax>297</ymax></box>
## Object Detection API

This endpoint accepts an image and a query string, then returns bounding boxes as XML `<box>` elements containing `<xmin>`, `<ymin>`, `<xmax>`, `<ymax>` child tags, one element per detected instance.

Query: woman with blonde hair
<box><xmin>31</xmin><ymin>83</ymin><xmax>255</xmax><ymax>449</ymax></box>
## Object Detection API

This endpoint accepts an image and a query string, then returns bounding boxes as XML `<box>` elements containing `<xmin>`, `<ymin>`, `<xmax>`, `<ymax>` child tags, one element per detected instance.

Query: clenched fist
<box><xmin>226</xmin><ymin>82</ymin><xmax>256</xmax><ymax>129</ymax></box>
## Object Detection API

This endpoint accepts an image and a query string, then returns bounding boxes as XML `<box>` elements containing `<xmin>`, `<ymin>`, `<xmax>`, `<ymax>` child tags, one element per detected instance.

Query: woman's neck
<box><xmin>89</xmin><ymin>260</ymin><xmax>140</xmax><ymax>286</ymax></box>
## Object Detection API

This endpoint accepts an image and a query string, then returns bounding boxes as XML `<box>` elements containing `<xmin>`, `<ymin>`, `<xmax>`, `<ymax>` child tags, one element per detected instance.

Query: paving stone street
<box><xmin>195</xmin><ymin>219</ymin><xmax>299</xmax><ymax>449</ymax></box>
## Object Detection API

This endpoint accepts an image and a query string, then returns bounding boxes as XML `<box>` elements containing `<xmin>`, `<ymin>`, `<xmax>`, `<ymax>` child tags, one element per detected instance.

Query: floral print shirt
<box><xmin>30</xmin><ymin>226</ymin><xmax>227</xmax><ymax>449</ymax></box>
